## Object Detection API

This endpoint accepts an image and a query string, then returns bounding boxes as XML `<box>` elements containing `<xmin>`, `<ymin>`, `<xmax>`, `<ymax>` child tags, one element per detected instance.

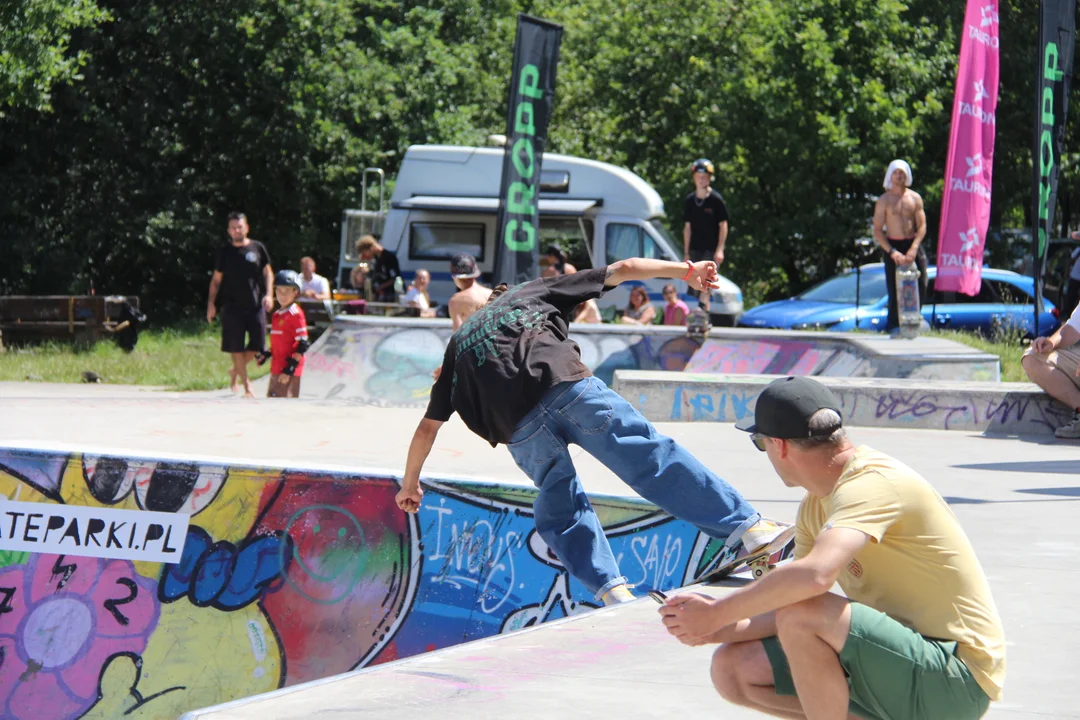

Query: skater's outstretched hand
<box><xmin>396</xmin><ymin>485</ymin><xmax>424</xmax><ymax>513</ymax></box>
<box><xmin>687</xmin><ymin>261</ymin><xmax>721</xmax><ymax>293</ymax></box>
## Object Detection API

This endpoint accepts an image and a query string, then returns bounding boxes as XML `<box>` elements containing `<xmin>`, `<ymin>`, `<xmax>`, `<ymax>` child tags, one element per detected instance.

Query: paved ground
<box><xmin>2</xmin><ymin>383</ymin><xmax>1078</xmax><ymax>718</ymax></box>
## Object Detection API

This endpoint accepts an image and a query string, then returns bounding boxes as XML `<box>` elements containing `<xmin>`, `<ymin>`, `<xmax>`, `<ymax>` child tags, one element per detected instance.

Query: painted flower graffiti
<box><xmin>0</xmin><ymin>554</ymin><xmax>159</xmax><ymax>720</ymax></box>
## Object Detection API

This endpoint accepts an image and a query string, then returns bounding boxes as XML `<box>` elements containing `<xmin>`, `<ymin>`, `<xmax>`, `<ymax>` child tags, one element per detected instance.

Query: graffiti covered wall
<box><xmin>615</xmin><ymin>372</ymin><xmax>1073</xmax><ymax>435</ymax></box>
<box><xmin>0</xmin><ymin>446</ymin><xmax>728</xmax><ymax>719</ymax></box>
<box><xmin>300</xmin><ymin>318</ymin><xmax>998</xmax><ymax>408</ymax></box>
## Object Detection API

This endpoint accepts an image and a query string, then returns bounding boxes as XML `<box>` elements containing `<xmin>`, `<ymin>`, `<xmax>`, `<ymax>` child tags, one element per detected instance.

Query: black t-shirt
<box><xmin>683</xmin><ymin>190</ymin><xmax>729</xmax><ymax>252</ymax></box>
<box><xmin>372</xmin><ymin>249</ymin><xmax>401</xmax><ymax>301</ymax></box>
<box><xmin>214</xmin><ymin>240</ymin><xmax>272</xmax><ymax>310</ymax></box>
<box><xmin>425</xmin><ymin>268</ymin><xmax>608</xmax><ymax>445</ymax></box>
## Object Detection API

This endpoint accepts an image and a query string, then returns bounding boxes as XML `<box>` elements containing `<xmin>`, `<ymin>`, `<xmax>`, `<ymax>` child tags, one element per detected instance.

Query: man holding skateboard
<box><xmin>659</xmin><ymin>376</ymin><xmax>1005</xmax><ymax>720</ymax></box>
<box><xmin>873</xmin><ymin>159</ymin><xmax>928</xmax><ymax>333</ymax></box>
<box><xmin>397</xmin><ymin>258</ymin><xmax>787</xmax><ymax>605</ymax></box>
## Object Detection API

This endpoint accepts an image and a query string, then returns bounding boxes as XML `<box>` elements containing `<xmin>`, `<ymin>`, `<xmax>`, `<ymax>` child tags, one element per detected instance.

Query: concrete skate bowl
<box><xmin>301</xmin><ymin>318</ymin><xmax>999</xmax><ymax>408</ymax></box>
<box><xmin>0</xmin><ymin>444</ymin><xmax>734</xmax><ymax>720</ymax></box>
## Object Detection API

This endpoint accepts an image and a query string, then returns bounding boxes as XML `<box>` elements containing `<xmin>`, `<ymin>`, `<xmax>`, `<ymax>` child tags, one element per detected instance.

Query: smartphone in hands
<box><xmin>648</xmin><ymin>590</ymin><xmax>668</xmax><ymax>604</ymax></box>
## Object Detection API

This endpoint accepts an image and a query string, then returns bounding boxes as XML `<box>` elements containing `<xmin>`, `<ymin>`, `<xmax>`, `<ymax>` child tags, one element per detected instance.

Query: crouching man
<box><xmin>659</xmin><ymin>376</ymin><xmax>1005</xmax><ymax>720</ymax></box>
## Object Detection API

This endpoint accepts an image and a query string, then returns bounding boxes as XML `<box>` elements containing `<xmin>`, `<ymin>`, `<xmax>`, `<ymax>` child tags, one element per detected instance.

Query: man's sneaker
<box><xmin>740</xmin><ymin>518</ymin><xmax>790</xmax><ymax>555</ymax></box>
<box><xmin>601</xmin><ymin>584</ymin><xmax>635</xmax><ymax>606</ymax></box>
<box><xmin>694</xmin><ymin>518</ymin><xmax>792</xmax><ymax>582</ymax></box>
<box><xmin>1055</xmin><ymin>411</ymin><xmax>1080</xmax><ymax>439</ymax></box>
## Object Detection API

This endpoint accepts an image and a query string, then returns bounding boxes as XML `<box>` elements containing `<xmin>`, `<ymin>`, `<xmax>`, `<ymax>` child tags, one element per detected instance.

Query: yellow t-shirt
<box><xmin>795</xmin><ymin>446</ymin><xmax>1006</xmax><ymax>701</ymax></box>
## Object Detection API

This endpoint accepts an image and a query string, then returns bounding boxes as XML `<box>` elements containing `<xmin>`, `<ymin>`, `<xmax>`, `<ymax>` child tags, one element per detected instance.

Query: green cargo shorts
<box><xmin>761</xmin><ymin>603</ymin><xmax>991</xmax><ymax>720</ymax></box>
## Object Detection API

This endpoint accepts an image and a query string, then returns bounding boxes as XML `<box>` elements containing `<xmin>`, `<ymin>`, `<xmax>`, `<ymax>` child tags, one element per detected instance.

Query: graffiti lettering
<box><xmin>426</xmin><ymin>503</ymin><xmax>524</xmax><ymax>613</ymax></box>
<box><xmin>629</xmin><ymin>534</ymin><xmax>683</xmax><ymax>589</ymax></box>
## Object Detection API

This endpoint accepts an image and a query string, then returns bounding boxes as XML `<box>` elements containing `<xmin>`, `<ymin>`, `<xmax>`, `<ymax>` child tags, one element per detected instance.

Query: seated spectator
<box><xmin>299</xmin><ymin>257</ymin><xmax>332</xmax><ymax>300</ymax></box>
<box><xmin>620</xmin><ymin>286</ymin><xmax>656</xmax><ymax>325</ymax></box>
<box><xmin>1022</xmin><ymin>299</ymin><xmax>1080</xmax><ymax>439</ymax></box>
<box><xmin>403</xmin><ymin>269</ymin><xmax>432</xmax><ymax>310</ymax></box>
<box><xmin>573</xmin><ymin>298</ymin><xmax>602</xmax><ymax>324</ymax></box>
<box><xmin>544</xmin><ymin>245</ymin><xmax>577</xmax><ymax>275</ymax></box>
<box><xmin>662</xmin><ymin>284</ymin><xmax>690</xmax><ymax>325</ymax></box>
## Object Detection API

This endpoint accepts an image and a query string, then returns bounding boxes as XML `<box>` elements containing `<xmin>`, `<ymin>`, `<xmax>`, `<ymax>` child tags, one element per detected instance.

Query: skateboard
<box><xmin>697</xmin><ymin>523</ymin><xmax>797</xmax><ymax>583</ymax></box>
<box><xmin>896</xmin><ymin>262</ymin><xmax>921</xmax><ymax>338</ymax></box>
<box><xmin>687</xmin><ymin>305</ymin><xmax>712</xmax><ymax>340</ymax></box>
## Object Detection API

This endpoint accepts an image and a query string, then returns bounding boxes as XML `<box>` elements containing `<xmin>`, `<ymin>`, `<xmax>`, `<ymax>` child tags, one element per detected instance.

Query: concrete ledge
<box><xmin>613</xmin><ymin>371</ymin><xmax>1073</xmax><ymax>435</ymax></box>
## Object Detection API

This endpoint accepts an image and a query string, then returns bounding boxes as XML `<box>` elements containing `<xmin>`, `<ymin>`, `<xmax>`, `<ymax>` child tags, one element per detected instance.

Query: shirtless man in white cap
<box><xmin>872</xmin><ymin>159</ymin><xmax>928</xmax><ymax>332</ymax></box>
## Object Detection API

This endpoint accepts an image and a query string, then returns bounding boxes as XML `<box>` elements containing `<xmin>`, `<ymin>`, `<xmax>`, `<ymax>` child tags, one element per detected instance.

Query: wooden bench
<box><xmin>0</xmin><ymin>296</ymin><xmax>141</xmax><ymax>346</ymax></box>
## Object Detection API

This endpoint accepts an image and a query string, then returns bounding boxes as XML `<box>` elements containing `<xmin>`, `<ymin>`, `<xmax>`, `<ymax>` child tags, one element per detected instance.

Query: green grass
<box><xmin>925</xmin><ymin>329</ymin><xmax>1028</xmax><ymax>383</ymax></box>
<box><xmin>0</xmin><ymin>324</ymin><xmax>1030</xmax><ymax>388</ymax></box>
<box><xmin>0</xmin><ymin>325</ymin><xmax>269</xmax><ymax>391</ymax></box>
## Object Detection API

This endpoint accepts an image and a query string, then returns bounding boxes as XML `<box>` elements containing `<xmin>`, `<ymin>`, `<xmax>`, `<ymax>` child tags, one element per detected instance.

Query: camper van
<box><xmin>337</xmin><ymin>145</ymin><xmax>744</xmax><ymax>324</ymax></box>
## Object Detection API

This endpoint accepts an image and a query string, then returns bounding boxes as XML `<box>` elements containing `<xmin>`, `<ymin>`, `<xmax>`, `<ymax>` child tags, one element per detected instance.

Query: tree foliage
<box><xmin>0</xmin><ymin>0</ymin><xmax>110</xmax><ymax>111</ymax></box>
<box><xmin>0</xmin><ymin>0</ymin><xmax>1070</xmax><ymax>319</ymax></box>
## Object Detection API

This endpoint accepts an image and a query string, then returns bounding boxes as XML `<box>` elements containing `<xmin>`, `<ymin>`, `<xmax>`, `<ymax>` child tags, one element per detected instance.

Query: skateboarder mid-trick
<box><xmin>397</xmin><ymin>257</ymin><xmax>787</xmax><ymax>605</ymax></box>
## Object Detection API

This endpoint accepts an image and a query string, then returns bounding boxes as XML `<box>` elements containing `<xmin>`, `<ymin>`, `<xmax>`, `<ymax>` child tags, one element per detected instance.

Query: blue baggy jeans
<box><xmin>506</xmin><ymin>376</ymin><xmax>758</xmax><ymax>600</ymax></box>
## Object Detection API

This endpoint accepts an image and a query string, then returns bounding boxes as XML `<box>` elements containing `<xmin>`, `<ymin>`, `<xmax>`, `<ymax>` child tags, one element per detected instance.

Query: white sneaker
<box><xmin>601</xmin><ymin>584</ymin><xmax>635</xmax><ymax>606</ymax></box>
<box><xmin>1055</xmin><ymin>411</ymin><xmax>1080</xmax><ymax>439</ymax></box>
<box><xmin>740</xmin><ymin>518</ymin><xmax>790</xmax><ymax>555</ymax></box>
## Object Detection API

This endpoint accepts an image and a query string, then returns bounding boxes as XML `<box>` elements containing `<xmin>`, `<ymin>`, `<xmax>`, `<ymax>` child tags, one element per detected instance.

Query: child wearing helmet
<box><xmin>258</xmin><ymin>269</ymin><xmax>310</xmax><ymax>398</ymax></box>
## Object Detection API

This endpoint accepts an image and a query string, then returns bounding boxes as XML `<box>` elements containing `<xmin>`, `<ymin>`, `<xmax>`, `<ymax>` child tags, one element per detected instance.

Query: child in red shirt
<box><xmin>258</xmin><ymin>270</ymin><xmax>310</xmax><ymax>398</ymax></box>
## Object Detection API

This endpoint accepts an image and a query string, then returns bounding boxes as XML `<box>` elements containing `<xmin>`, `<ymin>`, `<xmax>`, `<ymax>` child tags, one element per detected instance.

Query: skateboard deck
<box><xmin>897</xmin><ymin>262</ymin><xmax>921</xmax><ymax>337</ymax></box>
<box><xmin>698</xmin><ymin>524</ymin><xmax>797</xmax><ymax>583</ymax></box>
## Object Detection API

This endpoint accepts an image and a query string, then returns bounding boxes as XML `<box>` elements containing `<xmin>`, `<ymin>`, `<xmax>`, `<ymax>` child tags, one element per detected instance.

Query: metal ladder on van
<box><xmin>339</xmin><ymin>168</ymin><xmax>386</xmax><ymax>289</ymax></box>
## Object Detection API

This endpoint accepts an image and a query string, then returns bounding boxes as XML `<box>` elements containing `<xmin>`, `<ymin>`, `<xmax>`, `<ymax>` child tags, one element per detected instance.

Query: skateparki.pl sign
<box><xmin>0</xmin><ymin>500</ymin><xmax>189</xmax><ymax>563</ymax></box>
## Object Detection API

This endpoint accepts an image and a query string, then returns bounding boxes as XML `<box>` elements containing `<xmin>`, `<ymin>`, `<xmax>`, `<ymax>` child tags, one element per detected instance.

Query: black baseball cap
<box><xmin>735</xmin><ymin>376</ymin><xmax>842</xmax><ymax>438</ymax></box>
<box><xmin>450</xmin><ymin>253</ymin><xmax>480</xmax><ymax>279</ymax></box>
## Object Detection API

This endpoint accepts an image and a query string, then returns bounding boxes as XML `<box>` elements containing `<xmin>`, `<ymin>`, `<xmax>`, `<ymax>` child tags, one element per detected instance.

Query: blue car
<box><xmin>737</xmin><ymin>264</ymin><xmax>1060</xmax><ymax>338</ymax></box>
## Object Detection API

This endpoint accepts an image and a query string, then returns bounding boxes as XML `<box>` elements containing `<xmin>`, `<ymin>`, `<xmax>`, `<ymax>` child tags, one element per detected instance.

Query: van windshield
<box><xmin>648</xmin><ymin>219</ymin><xmax>679</xmax><ymax>259</ymax></box>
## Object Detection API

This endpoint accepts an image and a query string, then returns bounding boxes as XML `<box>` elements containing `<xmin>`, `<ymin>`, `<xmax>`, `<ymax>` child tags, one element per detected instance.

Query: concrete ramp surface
<box><xmin>0</xmin><ymin>444</ymin><xmax>730</xmax><ymax>720</ymax></box>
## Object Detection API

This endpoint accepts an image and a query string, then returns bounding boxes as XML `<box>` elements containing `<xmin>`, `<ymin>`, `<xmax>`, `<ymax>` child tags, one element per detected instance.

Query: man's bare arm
<box><xmin>397</xmin><ymin>417</ymin><xmax>444</xmax><ymax>512</ymax></box>
<box><xmin>669</xmin><ymin>528</ymin><xmax>869</xmax><ymax>639</ymax></box>
<box><xmin>909</xmin><ymin>192</ymin><xmax>927</xmax><ymax>258</ymax></box>
<box><xmin>263</xmin><ymin>265</ymin><xmax>275</xmax><ymax>304</ymax></box>
<box><xmin>872</xmin><ymin>197</ymin><xmax>890</xmax><ymax>253</ymax></box>
<box><xmin>1037</xmin><ymin>322</ymin><xmax>1080</xmax><ymax>353</ymax></box>
<box><xmin>207</xmin><ymin>271</ymin><xmax>223</xmax><ymax>322</ymax></box>
<box><xmin>604</xmin><ymin>258</ymin><xmax>719</xmax><ymax>292</ymax></box>
<box><xmin>683</xmin><ymin>221</ymin><xmax>692</xmax><ymax>259</ymax></box>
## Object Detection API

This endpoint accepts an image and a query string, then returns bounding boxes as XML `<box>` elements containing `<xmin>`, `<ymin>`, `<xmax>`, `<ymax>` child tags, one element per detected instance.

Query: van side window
<box><xmin>606</xmin><ymin>223</ymin><xmax>645</xmax><ymax>264</ymax></box>
<box><xmin>410</xmin><ymin>223</ymin><xmax>485</xmax><ymax>261</ymax></box>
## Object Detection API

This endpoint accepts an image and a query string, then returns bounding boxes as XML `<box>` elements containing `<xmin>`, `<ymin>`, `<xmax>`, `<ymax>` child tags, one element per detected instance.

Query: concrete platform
<box><xmin>614</xmin><ymin>370</ymin><xmax>1074</xmax><ymax>436</ymax></box>
<box><xmin>1</xmin><ymin>386</ymin><xmax>1078</xmax><ymax>718</ymax></box>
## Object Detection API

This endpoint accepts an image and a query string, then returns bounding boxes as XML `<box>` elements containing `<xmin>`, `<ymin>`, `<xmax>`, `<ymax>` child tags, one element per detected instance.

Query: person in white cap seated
<box><xmin>872</xmin><ymin>159</ymin><xmax>928</xmax><ymax>333</ymax></box>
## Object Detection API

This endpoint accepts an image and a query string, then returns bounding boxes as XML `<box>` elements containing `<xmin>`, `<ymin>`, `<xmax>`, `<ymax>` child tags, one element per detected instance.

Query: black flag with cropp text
<box><xmin>493</xmin><ymin>14</ymin><xmax>563</xmax><ymax>286</ymax></box>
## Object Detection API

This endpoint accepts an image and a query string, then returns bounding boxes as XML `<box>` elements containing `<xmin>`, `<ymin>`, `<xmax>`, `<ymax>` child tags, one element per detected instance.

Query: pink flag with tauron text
<box><xmin>936</xmin><ymin>0</ymin><xmax>1000</xmax><ymax>294</ymax></box>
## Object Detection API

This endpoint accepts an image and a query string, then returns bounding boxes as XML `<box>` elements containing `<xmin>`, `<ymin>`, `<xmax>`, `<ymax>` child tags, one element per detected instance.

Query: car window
<box><xmin>927</xmin><ymin>278</ymin><xmax>997</xmax><ymax>304</ymax></box>
<box><xmin>606</xmin><ymin>223</ymin><xmax>643</xmax><ymax>264</ymax></box>
<box><xmin>798</xmin><ymin>271</ymin><xmax>888</xmax><ymax>304</ymax></box>
<box><xmin>987</xmin><ymin>279</ymin><xmax>1031</xmax><ymax>305</ymax></box>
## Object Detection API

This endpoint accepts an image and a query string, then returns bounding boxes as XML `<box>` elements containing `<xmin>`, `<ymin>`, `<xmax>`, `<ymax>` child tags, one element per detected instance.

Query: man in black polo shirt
<box><xmin>207</xmin><ymin>212</ymin><xmax>274</xmax><ymax>398</ymax></box>
<box><xmin>683</xmin><ymin>158</ymin><xmax>730</xmax><ymax>311</ymax></box>
<box><xmin>397</xmin><ymin>257</ymin><xmax>786</xmax><ymax>606</ymax></box>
